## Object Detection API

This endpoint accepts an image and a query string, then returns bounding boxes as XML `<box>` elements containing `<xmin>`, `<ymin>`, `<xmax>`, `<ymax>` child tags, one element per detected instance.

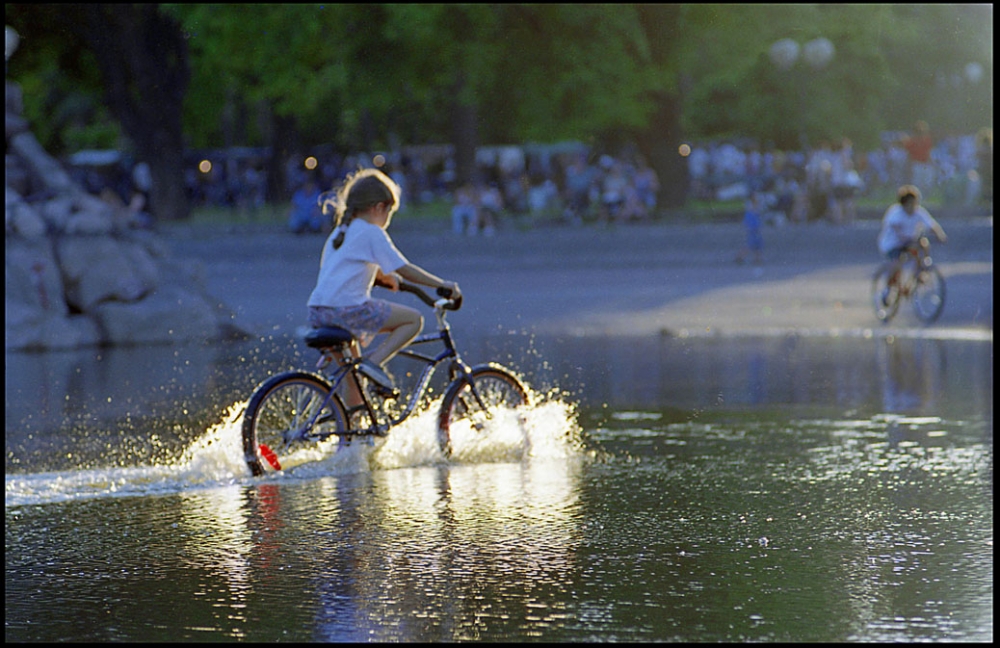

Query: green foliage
<box><xmin>7</xmin><ymin>3</ymin><xmax>994</xmax><ymax>162</ymax></box>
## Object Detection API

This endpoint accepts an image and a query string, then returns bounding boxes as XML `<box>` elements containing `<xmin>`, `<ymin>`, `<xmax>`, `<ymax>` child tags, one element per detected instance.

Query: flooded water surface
<box><xmin>5</xmin><ymin>333</ymin><xmax>993</xmax><ymax>642</ymax></box>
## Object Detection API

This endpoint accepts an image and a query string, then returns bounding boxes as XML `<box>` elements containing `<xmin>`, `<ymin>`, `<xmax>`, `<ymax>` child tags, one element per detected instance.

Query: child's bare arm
<box><xmin>396</xmin><ymin>264</ymin><xmax>461</xmax><ymax>297</ymax></box>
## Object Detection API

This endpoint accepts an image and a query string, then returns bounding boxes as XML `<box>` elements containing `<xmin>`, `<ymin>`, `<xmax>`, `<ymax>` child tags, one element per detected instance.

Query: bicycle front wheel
<box><xmin>437</xmin><ymin>365</ymin><xmax>529</xmax><ymax>458</ymax></box>
<box><xmin>871</xmin><ymin>263</ymin><xmax>901</xmax><ymax>323</ymax></box>
<box><xmin>242</xmin><ymin>372</ymin><xmax>348</xmax><ymax>477</ymax></box>
<box><xmin>911</xmin><ymin>265</ymin><xmax>946</xmax><ymax>323</ymax></box>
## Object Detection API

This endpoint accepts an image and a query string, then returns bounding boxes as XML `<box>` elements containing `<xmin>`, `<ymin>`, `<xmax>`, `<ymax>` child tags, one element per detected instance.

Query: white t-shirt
<box><xmin>877</xmin><ymin>204</ymin><xmax>938</xmax><ymax>255</ymax></box>
<box><xmin>307</xmin><ymin>219</ymin><xmax>408</xmax><ymax>307</ymax></box>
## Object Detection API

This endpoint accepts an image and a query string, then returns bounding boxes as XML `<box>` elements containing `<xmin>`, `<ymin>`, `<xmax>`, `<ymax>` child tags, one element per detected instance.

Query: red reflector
<box><xmin>259</xmin><ymin>444</ymin><xmax>282</xmax><ymax>470</ymax></box>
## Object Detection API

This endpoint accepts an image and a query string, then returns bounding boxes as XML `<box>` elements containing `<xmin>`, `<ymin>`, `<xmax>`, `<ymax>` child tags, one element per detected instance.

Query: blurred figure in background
<box><xmin>735</xmin><ymin>191</ymin><xmax>764</xmax><ymax>265</ymax></box>
<box><xmin>975</xmin><ymin>127</ymin><xmax>992</xmax><ymax>205</ymax></box>
<box><xmin>902</xmin><ymin>120</ymin><xmax>935</xmax><ymax>189</ymax></box>
<box><xmin>451</xmin><ymin>182</ymin><xmax>478</xmax><ymax>235</ymax></box>
<box><xmin>288</xmin><ymin>177</ymin><xmax>324</xmax><ymax>234</ymax></box>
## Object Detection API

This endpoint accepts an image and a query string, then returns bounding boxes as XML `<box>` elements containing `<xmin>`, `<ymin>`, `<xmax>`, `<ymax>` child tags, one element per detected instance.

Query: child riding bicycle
<box><xmin>306</xmin><ymin>168</ymin><xmax>462</xmax><ymax>405</ymax></box>
<box><xmin>876</xmin><ymin>185</ymin><xmax>947</xmax><ymax>301</ymax></box>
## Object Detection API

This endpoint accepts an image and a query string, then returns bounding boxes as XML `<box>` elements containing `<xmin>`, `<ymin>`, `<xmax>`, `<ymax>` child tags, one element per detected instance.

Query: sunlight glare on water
<box><xmin>4</xmin><ymin>389</ymin><xmax>583</xmax><ymax>509</ymax></box>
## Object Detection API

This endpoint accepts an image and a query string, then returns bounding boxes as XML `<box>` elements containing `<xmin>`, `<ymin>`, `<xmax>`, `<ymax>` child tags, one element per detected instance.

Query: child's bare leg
<box><xmin>367</xmin><ymin>303</ymin><xmax>423</xmax><ymax>367</ymax></box>
<box><xmin>334</xmin><ymin>344</ymin><xmax>364</xmax><ymax>408</ymax></box>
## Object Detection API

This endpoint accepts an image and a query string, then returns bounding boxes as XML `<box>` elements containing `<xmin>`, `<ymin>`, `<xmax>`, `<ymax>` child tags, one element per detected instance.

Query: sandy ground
<box><xmin>165</xmin><ymin>213</ymin><xmax>993</xmax><ymax>342</ymax></box>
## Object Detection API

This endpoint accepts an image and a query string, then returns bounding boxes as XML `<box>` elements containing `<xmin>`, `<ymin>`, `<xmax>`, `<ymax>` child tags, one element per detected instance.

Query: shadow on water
<box><xmin>5</xmin><ymin>332</ymin><xmax>993</xmax><ymax>642</ymax></box>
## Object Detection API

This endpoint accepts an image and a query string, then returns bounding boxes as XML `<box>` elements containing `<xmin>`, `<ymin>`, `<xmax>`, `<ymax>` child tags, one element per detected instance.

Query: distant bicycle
<box><xmin>871</xmin><ymin>236</ymin><xmax>946</xmax><ymax>323</ymax></box>
<box><xmin>241</xmin><ymin>282</ymin><xmax>529</xmax><ymax>476</ymax></box>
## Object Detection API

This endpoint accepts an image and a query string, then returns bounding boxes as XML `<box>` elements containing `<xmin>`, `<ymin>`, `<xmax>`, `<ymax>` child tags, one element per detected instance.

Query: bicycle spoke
<box><xmin>242</xmin><ymin>373</ymin><xmax>348</xmax><ymax>476</ymax></box>
<box><xmin>438</xmin><ymin>367</ymin><xmax>529</xmax><ymax>457</ymax></box>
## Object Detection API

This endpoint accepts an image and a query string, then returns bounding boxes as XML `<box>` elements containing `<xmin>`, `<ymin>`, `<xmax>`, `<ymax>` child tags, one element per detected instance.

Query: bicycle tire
<box><xmin>242</xmin><ymin>371</ymin><xmax>348</xmax><ymax>477</ymax></box>
<box><xmin>871</xmin><ymin>263</ymin><xmax>901</xmax><ymax>323</ymax></box>
<box><xmin>437</xmin><ymin>364</ymin><xmax>529</xmax><ymax>458</ymax></box>
<box><xmin>911</xmin><ymin>264</ymin><xmax>946</xmax><ymax>323</ymax></box>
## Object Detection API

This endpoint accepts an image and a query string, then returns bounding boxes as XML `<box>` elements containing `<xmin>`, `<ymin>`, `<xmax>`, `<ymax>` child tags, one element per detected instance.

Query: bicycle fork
<box><xmin>449</xmin><ymin>360</ymin><xmax>492</xmax><ymax>416</ymax></box>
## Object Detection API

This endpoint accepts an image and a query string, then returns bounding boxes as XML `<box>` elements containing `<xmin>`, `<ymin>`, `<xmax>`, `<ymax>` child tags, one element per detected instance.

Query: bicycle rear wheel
<box><xmin>871</xmin><ymin>263</ymin><xmax>901</xmax><ymax>323</ymax></box>
<box><xmin>437</xmin><ymin>365</ymin><xmax>529</xmax><ymax>458</ymax></box>
<box><xmin>242</xmin><ymin>372</ymin><xmax>348</xmax><ymax>477</ymax></box>
<box><xmin>911</xmin><ymin>265</ymin><xmax>946</xmax><ymax>323</ymax></box>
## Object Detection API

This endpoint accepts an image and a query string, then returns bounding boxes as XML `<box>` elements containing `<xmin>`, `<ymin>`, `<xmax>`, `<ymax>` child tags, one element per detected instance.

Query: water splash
<box><xmin>5</xmin><ymin>389</ymin><xmax>582</xmax><ymax>509</ymax></box>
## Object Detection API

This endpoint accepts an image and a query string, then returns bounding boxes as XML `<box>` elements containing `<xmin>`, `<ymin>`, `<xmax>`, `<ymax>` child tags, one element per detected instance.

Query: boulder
<box><xmin>92</xmin><ymin>284</ymin><xmax>219</xmax><ymax>346</ymax></box>
<box><xmin>55</xmin><ymin>235</ymin><xmax>160</xmax><ymax>312</ymax></box>
<box><xmin>5</xmin><ymin>193</ymin><xmax>47</xmax><ymax>239</ymax></box>
<box><xmin>4</xmin><ymin>78</ymin><xmax>251</xmax><ymax>350</ymax></box>
<box><xmin>4</xmin><ymin>303</ymin><xmax>102</xmax><ymax>350</ymax></box>
<box><xmin>8</xmin><ymin>131</ymin><xmax>79</xmax><ymax>195</ymax></box>
<box><xmin>5</xmin><ymin>236</ymin><xmax>67</xmax><ymax>316</ymax></box>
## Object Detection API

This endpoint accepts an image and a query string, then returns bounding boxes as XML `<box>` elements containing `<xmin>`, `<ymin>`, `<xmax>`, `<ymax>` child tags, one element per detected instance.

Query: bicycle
<box><xmin>241</xmin><ymin>282</ymin><xmax>530</xmax><ymax>477</ymax></box>
<box><xmin>871</xmin><ymin>236</ymin><xmax>946</xmax><ymax>324</ymax></box>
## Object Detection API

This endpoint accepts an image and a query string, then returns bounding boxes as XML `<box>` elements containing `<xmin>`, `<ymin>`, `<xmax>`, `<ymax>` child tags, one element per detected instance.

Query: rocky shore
<box><xmin>5</xmin><ymin>79</ymin><xmax>245</xmax><ymax>350</ymax></box>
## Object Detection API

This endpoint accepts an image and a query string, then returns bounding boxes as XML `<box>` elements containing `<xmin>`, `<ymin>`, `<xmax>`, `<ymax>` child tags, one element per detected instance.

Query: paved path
<box><xmin>165</xmin><ymin>215</ymin><xmax>993</xmax><ymax>342</ymax></box>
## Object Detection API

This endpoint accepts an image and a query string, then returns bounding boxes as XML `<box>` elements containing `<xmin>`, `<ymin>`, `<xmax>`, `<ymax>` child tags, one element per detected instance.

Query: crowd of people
<box><xmin>64</xmin><ymin>122</ymin><xmax>991</xmax><ymax>236</ymax></box>
<box><xmin>687</xmin><ymin>123</ymin><xmax>992</xmax><ymax>228</ymax></box>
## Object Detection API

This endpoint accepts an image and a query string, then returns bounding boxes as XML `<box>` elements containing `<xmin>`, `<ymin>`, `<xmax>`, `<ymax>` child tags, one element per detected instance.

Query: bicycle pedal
<box><xmin>375</xmin><ymin>385</ymin><xmax>400</xmax><ymax>400</ymax></box>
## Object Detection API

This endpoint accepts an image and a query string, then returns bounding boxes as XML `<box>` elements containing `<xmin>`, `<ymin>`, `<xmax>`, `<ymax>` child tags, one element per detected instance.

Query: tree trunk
<box><xmin>71</xmin><ymin>5</ymin><xmax>192</xmax><ymax>221</ymax></box>
<box><xmin>633</xmin><ymin>4</ymin><xmax>687</xmax><ymax>215</ymax></box>
<box><xmin>266</xmin><ymin>110</ymin><xmax>300</xmax><ymax>204</ymax></box>
<box><xmin>635</xmin><ymin>92</ymin><xmax>688</xmax><ymax>212</ymax></box>
<box><xmin>450</xmin><ymin>72</ymin><xmax>479</xmax><ymax>188</ymax></box>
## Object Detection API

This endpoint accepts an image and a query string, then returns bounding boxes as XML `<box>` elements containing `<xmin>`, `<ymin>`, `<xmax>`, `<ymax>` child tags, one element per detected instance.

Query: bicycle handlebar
<box><xmin>397</xmin><ymin>281</ymin><xmax>462</xmax><ymax>311</ymax></box>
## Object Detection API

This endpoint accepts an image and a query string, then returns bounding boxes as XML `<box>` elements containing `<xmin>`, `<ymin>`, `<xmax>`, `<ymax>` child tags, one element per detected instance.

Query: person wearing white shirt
<box><xmin>308</xmin><ymin>168</ymin><xmax>461</xmax><ymax>401</ymax></box>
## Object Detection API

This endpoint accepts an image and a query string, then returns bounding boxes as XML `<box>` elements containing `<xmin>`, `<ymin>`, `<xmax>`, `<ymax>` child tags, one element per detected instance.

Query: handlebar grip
<box><xmin>436</xmin><ymin>286</ymin><xmax>463</xmax><ymax>311</ymax></box>
<box><xmin>397</xmin><ymin>282</ymin><xmax>462</xmax><ymax>311</ymax></box>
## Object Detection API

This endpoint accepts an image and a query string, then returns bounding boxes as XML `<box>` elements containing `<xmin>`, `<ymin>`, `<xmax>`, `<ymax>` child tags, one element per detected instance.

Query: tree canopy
<box><xmin>6</xmin><ymin>3</ymin><xmax>993</xmax><ymax>218</ymax></box>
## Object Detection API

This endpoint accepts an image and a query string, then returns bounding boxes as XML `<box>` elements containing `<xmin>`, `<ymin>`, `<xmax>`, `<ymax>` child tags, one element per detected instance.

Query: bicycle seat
<box><xmin>304</xmin><ymin>326</ymin><xmax>354</xmax><ymax>349</ymax></box>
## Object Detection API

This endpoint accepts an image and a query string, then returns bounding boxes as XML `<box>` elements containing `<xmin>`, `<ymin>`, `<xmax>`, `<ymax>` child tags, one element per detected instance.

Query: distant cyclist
<box><xmin>876</xmin><ymin>185</ymin><xmax>947</xmax><ymax>293</ymax></box>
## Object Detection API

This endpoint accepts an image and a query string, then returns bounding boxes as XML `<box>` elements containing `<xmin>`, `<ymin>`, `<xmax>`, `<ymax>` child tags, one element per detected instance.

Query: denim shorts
<box><xmin>308</xmin><ymin>300</ymin><xmax>391</xmax><ymax>347</ymax></box>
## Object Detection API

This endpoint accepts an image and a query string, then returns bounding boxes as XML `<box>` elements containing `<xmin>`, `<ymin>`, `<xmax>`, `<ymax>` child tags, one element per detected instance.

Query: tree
<box><xmin>8</xmin><ymin>4</ymin><xmax>992</xmax><ymax>216</ymax></box>
<box><xmin>7</xmin><ymin>4</ymin><xmax>191</xmax><ymax>220</ymax></box>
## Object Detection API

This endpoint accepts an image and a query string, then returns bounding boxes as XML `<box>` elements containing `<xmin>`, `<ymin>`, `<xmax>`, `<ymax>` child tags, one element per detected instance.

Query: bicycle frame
<box><xmin>293</xmin><ymin>294</ymin><xmax>477</xmax><ymax>444</ymax></box>
<box><xmin>892</xmin><ymin>237</ymin><xmax>934</xmax><ymax>293</ymax></box>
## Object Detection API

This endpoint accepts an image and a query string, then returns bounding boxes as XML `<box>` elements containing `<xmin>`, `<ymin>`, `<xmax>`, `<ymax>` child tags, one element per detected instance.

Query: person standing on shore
<box><xmin>901</xmin><ymin>121</ymin><xmax>935</xmax><ymax>189</ymax></box>
<box><xmin>288</xmin><ymin>177</ymin><xmax>324</xmax><ymax>234</ymax></box>
<box><xmin>735</xmin><ymin>191</ymin><xmax>764</xmax><ymax>265</ymax></box>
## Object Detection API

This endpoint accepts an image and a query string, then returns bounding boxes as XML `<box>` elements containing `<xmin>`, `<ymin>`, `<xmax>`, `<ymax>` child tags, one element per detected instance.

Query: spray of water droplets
<box><xmin>6</xmin><ymin>388</ymin><xmax>583</xmax><ymax>508</ymax></box>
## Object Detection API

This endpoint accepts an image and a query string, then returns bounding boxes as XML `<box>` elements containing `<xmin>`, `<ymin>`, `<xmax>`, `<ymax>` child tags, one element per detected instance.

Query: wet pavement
<box><xmin>161</xmin><ymin>215</ymin><xmax>992</xmax><ymax>341</ymax></box>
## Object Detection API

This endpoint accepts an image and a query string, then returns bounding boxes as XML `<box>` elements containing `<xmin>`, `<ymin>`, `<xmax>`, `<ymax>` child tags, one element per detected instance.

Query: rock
<box><xmin>4</xmin><ymin>78</ymin><xmax>247</xmax><ymax>350</ymax></box>
<box><xmin>4</xmin><ymin>296</ymin><xmax>102</xmax><ymax>350</ymax></box>
<box><xmin>38</xmin><ymin>196</ymin><xmax>75</xmax><ymax>232</ymax></box>
<box><xmin>64</xmin><ymin>205</ymin><xmax>114</xmax><ymax>235</ymax></box>
<box><xmin>5</xmin><ymin>236</ymin><xmax>67</xmax><ymax>315</ymax></box>
<box><xmin>8</xmin><ymin>131</ymin><xmax>79</xmax><ymax>195</ymax></box>
<box><xmin>55</xmin><ymin>236</ymin><xmax>159</xmax><ymax>312</ymax></box>
<box><xmin>5</xmin><ymin>154</ymin><xmax>31</xmax><ymax>195</ymax></box>
<box><xmin>93</xmin><ymin>284</ymin><xmax>219</xmax><ymax>345</ymax></box>
<box><xmin>5</xmin><ymin>112</ymin><xmax>28</xmax><ymax>139</ymax></box>
<box><xmin>6</xmin><ymin>196</ymin><xmax>47</xmax><ymax>239</ymax></box>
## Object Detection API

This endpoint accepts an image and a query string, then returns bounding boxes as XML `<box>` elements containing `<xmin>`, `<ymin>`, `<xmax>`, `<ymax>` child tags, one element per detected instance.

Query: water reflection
<box><xmin>4</xmin><ymin>334</ymin><xmax>992</xmax><ymax>642</ymax></box>
<box><xmin>876</xmin><ymin>336</ymin><xmax>946</xmax><ymax>413</ymax></box>
<box><xmin>161</xmin><ymin>452</ymin><xmax>586</xmax><ymax>642</ymax></box>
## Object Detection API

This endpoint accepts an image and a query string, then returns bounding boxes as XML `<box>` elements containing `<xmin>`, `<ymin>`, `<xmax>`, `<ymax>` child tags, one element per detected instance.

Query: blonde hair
<box><xmin>320</xmin><ymin>168</ymin><xmax>401</xmax><ymax>249</ymax></box>
<box><xmin>897</xmin><ymin>184</ymin><xmax>922</xmax><ymax>204</ymax></box>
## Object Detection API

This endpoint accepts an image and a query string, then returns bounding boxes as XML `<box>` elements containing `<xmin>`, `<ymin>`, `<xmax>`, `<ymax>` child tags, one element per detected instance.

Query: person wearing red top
<box><xmin>902</xmin><ymin>120</ymin><xmax>934</xmax><ymax>189</ymax></box>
